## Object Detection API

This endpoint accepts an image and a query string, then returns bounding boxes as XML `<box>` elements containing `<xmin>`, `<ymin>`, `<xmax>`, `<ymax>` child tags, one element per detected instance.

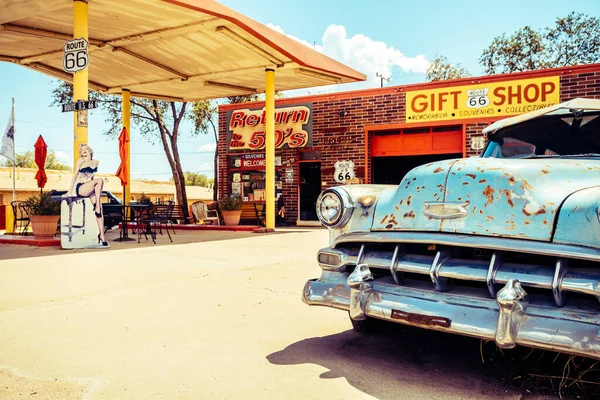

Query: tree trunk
<box><xmin>170</xmin><ymin>102</ymin><xmax>189</xmax><ymax>221</ymax></box>
<box><xmin>152</xmin><ymin>100</ymin><xmax>190</xmax><ymax>222</ymax></box>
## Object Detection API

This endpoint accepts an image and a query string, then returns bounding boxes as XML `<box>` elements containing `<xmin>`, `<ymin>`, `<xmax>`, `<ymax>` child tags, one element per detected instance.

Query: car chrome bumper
<box><xmin>302</xmin><ymin>271</ymin><xmax>600</xmax><ymax>360</ymax></box>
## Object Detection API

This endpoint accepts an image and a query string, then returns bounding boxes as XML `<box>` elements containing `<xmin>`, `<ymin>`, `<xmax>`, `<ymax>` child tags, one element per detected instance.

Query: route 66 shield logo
<box><xmin>334</xmin><ymin>160</ymin><xmax>355</xmax><ymax>183</ymax></box>
<box><xmin>465</xmin><ymin>88</ymin><xmax>490</xmax><ymax>109</ymax></box>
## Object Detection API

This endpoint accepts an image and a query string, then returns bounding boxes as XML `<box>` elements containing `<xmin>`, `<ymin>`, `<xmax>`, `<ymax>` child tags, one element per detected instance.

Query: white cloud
<box><xmin>54</xmin><ymin>150</ymin><xmax>71</xmax><ymax>163</ymax></box>
<box><xmin>198</xmin><ymin>143</ymin><xmax>216</xmax><ymax>152</ymax></box>
<box><xmin>267</xmin><ymin>23</ymin><xmax>429</xmax><ymax>91</ymax></box>
<box><xmin>196</xmin><ymin>162</ymin><xmax>213</xmax><ymax>173</ymax></box>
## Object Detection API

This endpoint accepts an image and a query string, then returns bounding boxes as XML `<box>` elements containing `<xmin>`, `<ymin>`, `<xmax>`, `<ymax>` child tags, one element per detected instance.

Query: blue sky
<box><xmin>0</xmin><ymin>0</ymin><xmax>598</xmax><ymax>183</ymax></box>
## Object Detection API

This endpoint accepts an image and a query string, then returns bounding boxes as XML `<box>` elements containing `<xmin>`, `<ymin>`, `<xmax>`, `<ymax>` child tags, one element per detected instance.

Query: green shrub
<box><xmin>217</xmin><ymin>195</ymin><xmax>242</xmax><ymax>211</ymax></box>
<box><xmin>25</xmin><ymin>192</ymin><xmax>61</xmax><ymax>216</ymax></box>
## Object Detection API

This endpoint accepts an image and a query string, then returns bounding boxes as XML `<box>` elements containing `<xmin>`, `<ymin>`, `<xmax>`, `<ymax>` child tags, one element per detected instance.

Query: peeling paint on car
<box><xmin>482</xmin><ymin>185</ymin><xmax>495</xmax><ymax>206</ymax></box>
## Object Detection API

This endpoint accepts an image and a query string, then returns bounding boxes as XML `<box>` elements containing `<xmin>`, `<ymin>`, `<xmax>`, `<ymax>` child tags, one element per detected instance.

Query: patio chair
<box><xmin>144</xmin><ymin>201</ymin><xmax>175</xmax><ymax>244</ymax></box>
<box><xmin>11</xmin><ymin>201</ymin><xmax>31</xmax><ymax>235</ymax></box>
<box><xmin>191</xmin><ymin>201</ymin><xmax>219</xmax><ymax>225</ymax></box>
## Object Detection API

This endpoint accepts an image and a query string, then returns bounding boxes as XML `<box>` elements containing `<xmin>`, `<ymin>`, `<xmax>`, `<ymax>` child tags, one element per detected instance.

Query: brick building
<box><xmin>218</xmin><ymin>64</ymin><xmax>600</xmax><ymax>226</ymax></box>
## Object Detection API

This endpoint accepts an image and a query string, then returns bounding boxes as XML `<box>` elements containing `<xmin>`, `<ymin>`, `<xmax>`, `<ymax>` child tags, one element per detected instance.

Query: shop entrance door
<box><xmin>299</xmin><ymin>162</ymin><xmax>321</xmax><ymax>221</ymax></box>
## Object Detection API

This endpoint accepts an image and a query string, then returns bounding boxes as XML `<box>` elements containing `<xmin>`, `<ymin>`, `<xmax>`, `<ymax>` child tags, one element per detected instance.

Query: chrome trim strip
<box><xmin>389</xmin><ymin>245</ymin><xmax>402</xmax><ymax>285</ymax></box>
<box><xmin>422</xmin><ymin>201</ymin><xmax>470</xmax><ymax>219</ymax></box>
<box><xmin>333</xmin><ymin>231</ymin><xmax>600</xmax><ymax>262</ymax></box>
<box><xmin>430</xmin><ymin>249</ymin><xmax>450</xmax><ymax>291</ymax></box>
<box><xmin>486</xmin><ymin>252</ymin><xmax>503</xmax><ymax>298</ymax></box>
<box><xmin>553</xmin><ymin>259</ymin><xmax>568</xmax><ymax>307</ymax></box>
<box><xmin>356</xmin><ymin>244</ymin><xmax>365</xmax><ymax>265</ymax></box>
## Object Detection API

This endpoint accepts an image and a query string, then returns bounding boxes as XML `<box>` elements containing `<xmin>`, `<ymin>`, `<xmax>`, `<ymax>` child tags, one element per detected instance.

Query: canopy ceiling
<box><xmin>0</xmin><ymin>0</ymin><xmax>366</xmax><ymax>101</ymax></box>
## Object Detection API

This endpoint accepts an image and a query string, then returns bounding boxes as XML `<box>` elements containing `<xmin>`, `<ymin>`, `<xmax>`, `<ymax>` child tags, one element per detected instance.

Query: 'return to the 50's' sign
<box><xmin>406</xmin><ymin>76</ymin><xmax>560</xmax><ymax>123</ymax></box>
<box><xmin>226</xmin><ymin>104</ymin><xmax>313</xmax><ymax>151</ymax></box>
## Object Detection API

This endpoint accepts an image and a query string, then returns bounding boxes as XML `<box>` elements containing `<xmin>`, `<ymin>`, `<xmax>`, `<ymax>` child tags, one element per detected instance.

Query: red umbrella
<box><xmin>115</xmin><ymin>127</ymin><xmax>129</xmax><ymax>187</ymax></box>
<box><xmin>34</xmin><ymin>135</ymin><xmax>47</xmax><ymax>193</ymax></box>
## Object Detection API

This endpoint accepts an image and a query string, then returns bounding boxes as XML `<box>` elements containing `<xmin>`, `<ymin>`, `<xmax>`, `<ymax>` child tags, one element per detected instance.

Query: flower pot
<box><xmin>221</xmin><ymin>209</ymin><xmax>241</xmax><ymax>226</ymax></box>
<box><xmin>29</xmin><ymin>215</ymin><xmax>60</xmax><ymax>238</ymax></box>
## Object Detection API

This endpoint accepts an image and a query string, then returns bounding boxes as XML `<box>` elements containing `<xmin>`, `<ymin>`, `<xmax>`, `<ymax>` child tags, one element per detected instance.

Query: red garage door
<box><xmin>371</xmin><ymin>125</ymin><xmax>463</xmax><ymax>157</ymax></box>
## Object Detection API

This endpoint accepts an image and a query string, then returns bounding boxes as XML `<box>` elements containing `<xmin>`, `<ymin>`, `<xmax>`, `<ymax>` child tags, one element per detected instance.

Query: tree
<box><xmin>51</xmin><ymin>82</ymin><xmax>212</xmax><ymax>220</ymax></box>
<box><xmin>1</xmin><ymin>150</ymin><xmax>71</xmax><ymax>170</ymax></box>
<box><xmin>425</xmin><ymin>55</ymin><xmax>470</xmax><ymax>81</ymax></box>
<box><xmin>480</xmin><ymin>12</ymin><xmax>600</xmax><ymax>75</ymax></box>
<box><xmin>170</xmin><ymin>171</ymin><xmax>213</xmax><ymax>187</ymax></box>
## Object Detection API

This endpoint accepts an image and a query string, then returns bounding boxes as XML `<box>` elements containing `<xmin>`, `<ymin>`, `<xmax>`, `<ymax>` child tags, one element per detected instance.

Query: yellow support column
<box><xmin>265</xmin><ymin>68</ymin><xmax>275</xmax><ymax>230</ymax></box>
<box><xmin>5</xmin><ymin>205</ymin><xmax>14</xmax><ymax>234</ymax></box>
<box><xmin>72</xmin><ymin>0</ymin><xmax>88</xmax><ymax>167</ymax></box>
<box><xmin>122</xmin><ymin>89</ymin><xmax>131</xmax><ymax>204</ymax></box>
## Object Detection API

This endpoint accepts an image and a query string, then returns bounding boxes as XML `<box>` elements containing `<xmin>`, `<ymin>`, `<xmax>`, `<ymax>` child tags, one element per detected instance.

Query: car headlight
<box><xmin>316</xmin><ymin>187</ymin><xmax>354</xmax><ymax>228</ymax></box>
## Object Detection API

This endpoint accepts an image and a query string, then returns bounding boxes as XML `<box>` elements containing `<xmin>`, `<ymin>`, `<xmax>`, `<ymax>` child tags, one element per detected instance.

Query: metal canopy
<box><xmin>0</xmin><ymin>0</ymin><xmax>366</xmax><ymax>101</ymax></box>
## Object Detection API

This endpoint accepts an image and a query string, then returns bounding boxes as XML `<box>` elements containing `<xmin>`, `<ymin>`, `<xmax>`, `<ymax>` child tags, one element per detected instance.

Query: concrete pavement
<box><xmin>0</xmin><ymin>228</ymin><xmax>568</xmax><ymax>399</ymax></box>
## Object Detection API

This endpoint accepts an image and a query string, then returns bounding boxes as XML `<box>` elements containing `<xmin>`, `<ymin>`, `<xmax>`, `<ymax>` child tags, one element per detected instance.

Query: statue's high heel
<box><xmin>97</xmin><ymin>234</ymin><xmax>109</xmax><ymax>247</ymax></box>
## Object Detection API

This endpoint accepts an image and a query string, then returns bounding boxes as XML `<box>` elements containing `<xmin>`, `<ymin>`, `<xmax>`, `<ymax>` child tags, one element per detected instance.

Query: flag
<box><xmin>0</xmin><ymin>105</ymin><xmax>14</xmax><ymax>161</ymax></box>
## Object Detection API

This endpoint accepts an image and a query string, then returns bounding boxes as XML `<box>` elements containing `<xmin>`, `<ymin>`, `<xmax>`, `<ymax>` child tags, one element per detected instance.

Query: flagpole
<box><xmin>11</xmin><ymin>97</ymin><xmax>15</xmax><ymax>202</ymax></box>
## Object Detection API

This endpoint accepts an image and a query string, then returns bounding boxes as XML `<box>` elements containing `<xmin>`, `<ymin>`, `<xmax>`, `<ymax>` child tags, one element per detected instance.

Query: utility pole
<box><xmin>376</xmin><ymin>72</ymin><xmax>390</xmax><ymax>88</ymax></box>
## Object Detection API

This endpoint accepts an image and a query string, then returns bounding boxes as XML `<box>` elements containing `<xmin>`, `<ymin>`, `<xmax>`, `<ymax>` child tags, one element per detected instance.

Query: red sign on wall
<box><xmin>226</xmin><ymin>104</ymin><xmax>313</xmax><ymax>151</ymax></box>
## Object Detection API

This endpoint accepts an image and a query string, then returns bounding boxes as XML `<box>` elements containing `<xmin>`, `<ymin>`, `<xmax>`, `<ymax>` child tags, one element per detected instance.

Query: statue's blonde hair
<box><xmin>79</xmin><ymin>143</ymin><xmax>94</xmax><ymax>159</ymax></box>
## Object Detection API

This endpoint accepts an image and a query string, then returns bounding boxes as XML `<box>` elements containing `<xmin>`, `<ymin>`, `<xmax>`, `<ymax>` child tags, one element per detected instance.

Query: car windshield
<box><xmin>482</xmin><ymin>113</ymin><xmax>600</xmax><ymax>159</ymax></box>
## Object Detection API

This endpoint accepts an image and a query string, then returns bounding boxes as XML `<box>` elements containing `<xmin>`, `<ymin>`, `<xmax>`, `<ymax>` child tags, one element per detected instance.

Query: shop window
<box><xmin>229</xmin><ymin>154</ymin><xmax>283</xmax><ymax>202</ymax></box>
<box><xmin>231</xmin><ymin>170</ymin><xmax>266</xmax><ymax>201</ymax></box>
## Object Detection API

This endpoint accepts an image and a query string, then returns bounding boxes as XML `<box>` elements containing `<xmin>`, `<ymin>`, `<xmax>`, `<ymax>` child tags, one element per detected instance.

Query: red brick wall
<box><xmin>218</xmin><ymin>65</ymin><xmax>600</xmax><ymax>223</ymax></box>
<box><xmin>560</xmin><ymin>71</ymin><xmax>600</xmax><ymax>101</ymax></box>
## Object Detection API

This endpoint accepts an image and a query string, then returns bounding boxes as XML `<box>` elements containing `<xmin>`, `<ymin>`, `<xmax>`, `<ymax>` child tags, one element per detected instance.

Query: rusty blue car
<box><xmin>303</xmin><ymin>98</ymin><xmax>600</xmax><ymax>360</ymax></box>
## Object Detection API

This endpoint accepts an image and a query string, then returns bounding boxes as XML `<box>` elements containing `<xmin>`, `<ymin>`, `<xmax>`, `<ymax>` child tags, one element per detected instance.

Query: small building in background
<box><xmin>0</xmin><ymin>167</ymin><xmax>213</xmax><ymax>205</ymax></box>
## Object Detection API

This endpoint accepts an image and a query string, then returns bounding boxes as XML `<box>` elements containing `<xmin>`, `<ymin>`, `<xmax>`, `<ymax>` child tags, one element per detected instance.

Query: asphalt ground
<box><xmin>0</xmin><ymin>228</ymin><xmax>598</xmax><ymax>399</ymax></box>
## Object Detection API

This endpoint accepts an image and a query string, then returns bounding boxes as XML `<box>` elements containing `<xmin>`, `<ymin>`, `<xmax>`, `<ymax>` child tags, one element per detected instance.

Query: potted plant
<box><xmin>24</xmin><ymin>192</ymin><xmax>61</xmax><ymax>238</ymax></box>
<box><xmin>218</xmin><ymin>195</ymin><xmax>243</xmax><ymax>226</ymax></box>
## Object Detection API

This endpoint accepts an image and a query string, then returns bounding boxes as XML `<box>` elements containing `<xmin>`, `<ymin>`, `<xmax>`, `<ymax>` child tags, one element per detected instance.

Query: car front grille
<box><xmin>321</xmin><ymin>240</ymin><xmax>600</xmax><ymax>310</ymax></box>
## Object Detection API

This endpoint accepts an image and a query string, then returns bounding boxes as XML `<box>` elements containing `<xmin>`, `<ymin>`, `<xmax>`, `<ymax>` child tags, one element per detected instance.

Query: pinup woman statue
<box><xmin>64</xmin><ymin>143</ymin><xmax>108</xmax><ymax>246</ymax></box>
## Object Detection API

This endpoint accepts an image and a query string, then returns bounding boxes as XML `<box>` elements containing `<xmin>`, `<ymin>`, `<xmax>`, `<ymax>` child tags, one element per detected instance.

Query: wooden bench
<box><xmin>239</xmin><ymin>202</ymin><xmax>262</xmax><ymax>225</ymax></box>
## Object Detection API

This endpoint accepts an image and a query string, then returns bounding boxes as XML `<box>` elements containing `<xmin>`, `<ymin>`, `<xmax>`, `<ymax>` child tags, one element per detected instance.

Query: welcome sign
<box><xmin>405</xmin><ymin>76</ymin><xmax>560</xmax><ymax>123</ymax></box>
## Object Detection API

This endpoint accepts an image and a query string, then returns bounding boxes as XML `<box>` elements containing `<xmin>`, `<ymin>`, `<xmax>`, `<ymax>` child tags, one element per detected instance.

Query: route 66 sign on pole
<box><xmin>63</xmin><ymin>38</ymin><xmax>89</xmax><ymax>73</ymax></box>
<box><xmin>334</xmin><ymin>160</ymin><xmax>355</xmax><ymax>183</ymax></box>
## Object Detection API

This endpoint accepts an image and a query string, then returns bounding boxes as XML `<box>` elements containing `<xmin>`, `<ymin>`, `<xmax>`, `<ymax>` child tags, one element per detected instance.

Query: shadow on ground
<box><xmin>0</xmin><ymin>227</ymin><xmax>314</xmax><ymax>261</ymax></box>
<box><xmin>267</xmin><ymin>321</ymin><xmax>600</xmax><ymax>400</ymax></box>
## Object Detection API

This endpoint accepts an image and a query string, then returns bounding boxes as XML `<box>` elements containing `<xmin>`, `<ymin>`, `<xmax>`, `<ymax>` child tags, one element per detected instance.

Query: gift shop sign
<box><xmin>406</xmin><ymin>76</ymin><xmax>560</xmax><ymax>123</ymax></box>
<box><xmin>227</xmin><ymin>104</ymin><xmax>312</xmax><ymax>151</ymax></box>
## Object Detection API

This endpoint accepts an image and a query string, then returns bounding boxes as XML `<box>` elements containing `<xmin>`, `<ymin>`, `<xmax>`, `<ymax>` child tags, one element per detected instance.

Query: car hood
<box><xmin>371</xmin><ymin>157</ymin><xmax>600</xmax><ymax>241</ymax></box>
